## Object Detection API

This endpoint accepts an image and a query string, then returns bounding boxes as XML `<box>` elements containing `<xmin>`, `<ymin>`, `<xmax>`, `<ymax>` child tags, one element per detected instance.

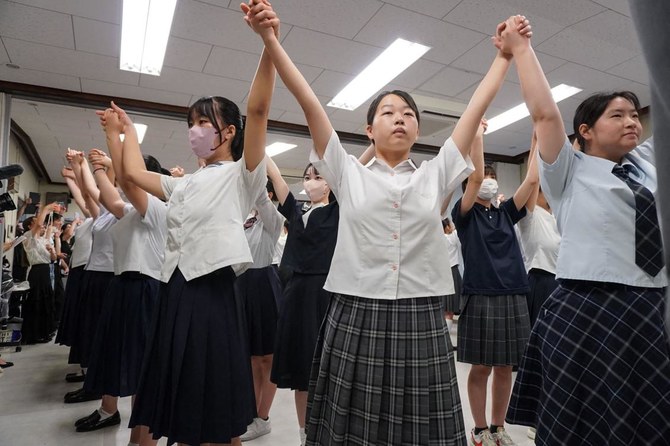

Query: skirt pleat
<box><xmin>67</xmin><ymin>270</ymin><xmax>114</xmax><ymax>367</ymax></box>
<box><xmin>84</xmin><ymin>273</ymin><xmax>160</xmax><ymax>397</ymax></box>
<box><xmin>525</xmin><ymin>268</ymin><xmax>558</xmax><ymax>328</ymax></box>
<box><xmin>506</xmin><ymin>280</ymin><xmax>670</xmax><ymax>445</ymax></box>
<box><xmin>129</xmin><ymin>267</ymin><xmax>254</xmax><ymax>445</ymax></box>
<box><xmin>56</xmin><ymin>266</ymin><xmax>85</xmax><ymax>346</ymax></box>
<box><xmin>457</xmin><ymin>294</ymin><xmax>530</xmax><ymax>366</ymax></box>
<box><xmin>22</xmin><ymin>264</ymin><xmax>55</xmax><ymax>343</ymax></box>
<box><xmin>271</xmin><ymin>272</ymin><xmax>330</xmax><ymax>391</ymax></box>
<box><xmin>442</xmin><ymin>265</ymin><xmax>462</xmax><ymax>313</ymax></box>
<box><xmin>306</xmin><ymin>294</ymin><xmax>466</xmax><ymax>446</ymax></box>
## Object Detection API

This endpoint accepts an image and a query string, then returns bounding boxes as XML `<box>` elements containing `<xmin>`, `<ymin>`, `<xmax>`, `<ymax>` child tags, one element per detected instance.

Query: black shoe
<box><xmin>0</xmin><ymin>361</ymin><xmax>14</xmax><ymax>369</ymax></box>
<box><xmin>65</xmin><ymin>372</ymin><xmax>86</xmax><ymax>383</ymax></box>
<box><xmin>64</xmin><ymin>387</ymin><xmax>84</xmax><ymax>400</ymax></box>
<box><xmin>75</xmin><ymin>410</ymin><xmax>120</xmax><ymax>432</ymax></box>
<box><xmin>64</xmin><ymin>390</ymin><xmax>101</xmax><ymax>404</ymax></box>
<box><xmin>75</xmin><ymin>410</ymin><xmax>100</xmax><ymax>427</ymax></box>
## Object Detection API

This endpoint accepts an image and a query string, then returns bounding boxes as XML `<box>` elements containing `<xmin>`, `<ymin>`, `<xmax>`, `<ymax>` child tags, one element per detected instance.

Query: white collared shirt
<box><xmin>110</xmin><ymin>196</ymin><xmax>168</xmax><ymax>279</ymax></box>
<box><xmin>159</xmin><ymin>157</ymin><xmax>267</xmax><ymax>282</ymax></box>
<box><xmin>540</xmin><ymin>137</ymin><xmax>666</xmax><ymax>287</ymax></box>
<box><xmin>70</xmin><ymin>218</ymin><xmax>94</xmax><ymax>268</ymax></box>
<box><xmin>517</xmin><ymin>206</ymin><xmax>560</xmax><ymax>274</ymax></box>
<box><xmin>244</xmin><ymin>192</ymin><xmax>283</xmax><ymax>269</ymax></box>
<box><xmin>22</xmin><ymin>232</ymin><xmax>51</xmax><ymax>265</ymax></box>
<box><xmin>443</xmin><ymin>231</ymin><xmax>461</xmax><ymax>268</ymax></box>
<box><xmin>310</xmin><ymin>130</ymin><xmax>474</xmax><ymax>300</ymax></box>
<box><xmin>85</xmin><ymin>206</ymin><xmax>118</xmax><ymax>273</ymax></box>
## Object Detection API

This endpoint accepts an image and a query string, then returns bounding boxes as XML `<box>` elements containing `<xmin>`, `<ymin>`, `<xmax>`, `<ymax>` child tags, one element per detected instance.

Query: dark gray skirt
<box><xmin>506</xmin><ymin>280</ymin><xmax>670</xmax><ymax>445</ymax></box>
<box><xmin>457</xmin><ymin>294</ymin><xmax>530</xmax><ymax>366</ymax></box>
<box><xmin>306</xmin><ymin>294</ymin><xmax>466</xmax><ymax>446</ymax></box>
<box><xmin>442</xmin><ymin>265</ymin><xmax>462</xmax><ymax>313</ymax></box>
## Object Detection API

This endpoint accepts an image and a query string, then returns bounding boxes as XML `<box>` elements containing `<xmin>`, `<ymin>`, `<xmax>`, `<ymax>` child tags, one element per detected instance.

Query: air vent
<box><xmin>420</xmin><ymin>110</ymin><xmax>459</xmax><ymax>136</ymax></box>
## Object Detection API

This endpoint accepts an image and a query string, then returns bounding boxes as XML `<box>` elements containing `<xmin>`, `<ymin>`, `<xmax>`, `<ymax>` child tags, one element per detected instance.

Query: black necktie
<box><xmin>612</xmin><ymin>164</ymin><xmax>665</xmax><ymax>276</ymax></box>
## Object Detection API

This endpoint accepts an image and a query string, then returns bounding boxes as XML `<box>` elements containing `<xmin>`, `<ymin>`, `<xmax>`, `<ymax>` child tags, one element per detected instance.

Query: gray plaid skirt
<box><xmin>506</xmin><ymin>280</ymin><xmax>670</xmax><ymax>445</ymax></box>
<box><xmin>457</xmin><ymin>294</ymin><xmax>530</xmax><ymax>366</ymax></box>
<box><xmin>306</xmin><ymin>294</ymin><xmax>467</xmax><ymax>446</ymax></box>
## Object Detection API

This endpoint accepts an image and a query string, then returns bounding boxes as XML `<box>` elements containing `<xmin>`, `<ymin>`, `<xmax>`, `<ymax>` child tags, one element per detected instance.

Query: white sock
<box><xmin>446</xmin><ymin>319</ymin><xmax>453</xmax><ymax>332</ymax></box>
<box><xmin>97</xmin><ymin>408</ymin><xmax>114</xmax><ymax>420</ymax></box>
<box><xmin>299</xmin><ymin>427</ymin><xmax>306</xmax><ymax>445</ymax></box>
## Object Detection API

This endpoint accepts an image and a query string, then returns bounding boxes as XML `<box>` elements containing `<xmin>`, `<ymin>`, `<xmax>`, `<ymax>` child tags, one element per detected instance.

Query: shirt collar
<box><xmin>365</xmin><ymin>156</ymin><xmax>417</xmax><ymax>174</ymax></box>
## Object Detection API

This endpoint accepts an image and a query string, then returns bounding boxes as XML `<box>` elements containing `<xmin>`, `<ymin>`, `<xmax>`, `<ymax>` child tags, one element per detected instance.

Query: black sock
<box><xmin>474</xmin><ymin>427</ymin><xmax>488</xmax><ymax>435</ymax></box>
<box><xmin>490</xmin><ymin>424</ymin><xmax>502</xmax><ymax>433</ymax></box>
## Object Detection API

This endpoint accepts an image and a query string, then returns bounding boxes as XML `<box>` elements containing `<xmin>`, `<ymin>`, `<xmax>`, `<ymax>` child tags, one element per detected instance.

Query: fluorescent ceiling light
<box><xmin>485</xmin><ymin>84</ymin><xmax>582</xmax><ymax>134</ymax></box>
<box><xmin>327</xmin><ymin>38</ymin><xmax>430</xmax><ymax>111</ymax></box>
<box><xmin>266</xmin><ymin>142</ymin><xmax>297</xmax><ymax>157</ymax></box>
<box><xmin>119</xmin><ymin>123</ymin><xmax>148</xmax><ymax>144</ymax></box>
<box><xmin>120</xmin><ymin>0</ymin><xmax>177</xmax><ymax>76</ymax></box>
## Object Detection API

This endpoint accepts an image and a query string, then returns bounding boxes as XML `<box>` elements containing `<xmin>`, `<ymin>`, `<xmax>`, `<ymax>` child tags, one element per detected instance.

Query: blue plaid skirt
<box><xmin>306</xmin><ymin>294</ymin><xmax>466</xmax><ymax>446</ymax></box>
<box><xmin>506</xmin><ymin>280</ymin><xmax>670</xmax><ymax>445</ymax></box>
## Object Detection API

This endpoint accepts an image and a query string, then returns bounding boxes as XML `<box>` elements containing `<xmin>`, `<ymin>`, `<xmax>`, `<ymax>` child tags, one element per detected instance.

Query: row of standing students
<box><xmin>49</xmin><ymin>4</ymin><xmax>669</xmax><ymax>446</ymax></box>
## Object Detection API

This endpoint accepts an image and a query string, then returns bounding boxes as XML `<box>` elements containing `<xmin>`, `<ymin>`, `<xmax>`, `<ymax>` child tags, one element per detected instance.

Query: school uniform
<box><xmin>21</xmin><ymin>232</ymin><xmax>56</xmax><ymax>343</ymax></box>
<box><xmin>506</xmin><ymin>137</ymin><xmax>670</xmax><ymax>445</ymax></box>
<box><xmin>442</xmin><ymin>231</ymin><xmax>462</xmax><ymax>313</ymax></box>
<box><xmin>270</xmin><ymin>190</ymin><xmax>338</xmax><ymax>391</ymax></box>
<box><xmin>83</xmin><ymin>196</ymin><xmax>167</xmax><ymax>397</ymax></box>
<box><xmin>129</xmin><ymin>157</ymin><xmax>266</xmax><ymax>446</ymax></box>
<box><xmin>68</xmin><ymin>208</ymin><xmax>117</xmax><ymax>368</ymax></box>
<box><xmin>305</xmin><ymin>130</ymin><xmax>473</xmax><ymax>446</ymax></box>
<box><xmin>235</xmin><ymin>191</ymin><xmax>284</xmax><ymax>357</ymax></box>
<box><xmin>516</xmin><ymin>206</ymin><xmax>560</xmax><ymax>327</ymax></box>
<box><xmin>56</xmin><ymin>218</ymin><xmax>93</xmax><ymax>348</ymax></box>
<box><xmin>452</xmin><ymin>198</ymin><xmax>531</xmax><ymax>367</ymax></box>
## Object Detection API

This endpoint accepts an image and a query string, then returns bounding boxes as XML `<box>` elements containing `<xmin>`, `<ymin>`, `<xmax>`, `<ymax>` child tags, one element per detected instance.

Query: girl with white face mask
<box><xmin>452</xmin><ymin>118</ymin><xmax>539</xmax><ymax>445</ymax></box>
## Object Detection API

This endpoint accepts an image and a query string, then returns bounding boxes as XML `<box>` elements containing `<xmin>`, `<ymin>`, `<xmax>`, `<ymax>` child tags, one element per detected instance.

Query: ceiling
<box><xmin>0</xmin><ymin>0</ymin><xmax>651</xmax><ymax>183</ymax></box>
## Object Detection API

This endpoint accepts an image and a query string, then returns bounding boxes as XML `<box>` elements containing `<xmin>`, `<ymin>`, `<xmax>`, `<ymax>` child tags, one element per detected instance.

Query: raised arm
<box><xmin>61</xmin><ymin>167</ymin><xmax>91</xmax><ymax>218</ymax></box>
<box><xmin>266</xmin><ymin>155</ymin><xmax>289</xmax><ymax>206</ymax></box>
<box><xmin>110</xmin><ymin>103</ymin><xmax>166</xmax><ymax>200</ymax></box>
<box><xmin>517</xmin><ymin>134</ymin><xmax>540</xmax><ymax>212</ymax></box>
<box><xmin>459</xmin><ymin>121</ymin><xmax>487</xmax><ymax>216</ymax></box>
<box><xmin>89</xmin><ymin>150</ymin><xmax>126</xmax><ymax>219</ymax></box>
<box><xmin>98</xmin><ymin>105</ymin><xmax>151</xmax><ymax>216</ymax></box>
<box><xmin>501</xmin><ymin>16</ymin><xmax>565</xmax><ymax>164</ymax></box>
<box><xmin>244</xmin><ymin>46</ymin><xmax>276</xmax><ymax>171</ymax></box>
<box><xmin>32</xmin><ymin>203</ymin><xmax>56</xmax><ymax>236</ymax></box>
<box><xmin>69</xmin><ymin>149</ymin><xmax>100</xmax><ymax>218</ymax></box>
<box><xmin>357</xmin><ymin>143</ymin><xmax>376</xmax><ymax>165</ymax></box>
<box><xmin>243</xmin><ymin>1</ymin><xmax>333</xmax><ymax>157</ymax></box>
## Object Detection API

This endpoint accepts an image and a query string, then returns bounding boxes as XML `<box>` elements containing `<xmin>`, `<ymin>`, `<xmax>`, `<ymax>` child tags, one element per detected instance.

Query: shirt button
<box><xmin>390</xmin><ymin>172</ymin><xmax>395</xmax><ymax>177</ymax></box>
<box><xmin>391</xmin><ymin>264</ymin><xmax>397</xmax><ymax>271</ymax></box>
<box><xmin>392</xmin><ymin>202</ymin><xmax>399</xmax><ymax>209</ymax></box>
<box><xmin>392</xmin><ymin>233</ymin><xmax>398</xmax><ymax>240</ymax></box>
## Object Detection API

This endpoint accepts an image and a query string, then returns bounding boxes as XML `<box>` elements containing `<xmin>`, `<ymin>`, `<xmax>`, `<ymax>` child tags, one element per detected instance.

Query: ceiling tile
<box><xmin>0</xmin><ymin>0</ymin><xmax>74</xmax><ymax>49</ymax></box>
<box><xmin>456</xmin><ymin>80</ymin><xmax>526</xmax><ymax>112</ymax></box>
<box><xmin>164</xmin><ymin>37</ymin><xmax>212</xmax><ymax>72</ymax></box>
<box><xmin>608</xmin><ymin>55</ymin><xmax>648</xmax><ymax>85</ymax></box>
<box><xmin>81</xmin><ymin>78</ymin><xmax>194</xmax><ymax>107</ymax></box>
<box><xmin>310</xmin><ymin>70</ymin><xmax>354</xmax><ymax>98</ymax></box>
<box><xmin>392</xmin><ymin>59</ymin><xmax>446</xmax><ymax>91</ymax></box>
<box><xmin>139</xmin><ymin>66</ymin><xmax>250</xmax><ymax>103</ymax></box>
<box><xmin>570</xmin><ymin>10</ymin><xmax>640</xmax><ymax>52</ymax></box>
<box><xmin>9</xmin><ymin>0</ymin><xmax>121</xmax><ymax>23</ymax></box>
<box><xmin>277</xmin><ymin>111</ymin><xmax>307</xmax><ymax>127</ymax></box>
<box><xmin>418</xmin><ymin>66</ymin><xmax>482</xmax><ymax>97</ymax></box>
<box><xmin>0</xmin><ymin>38</ymin><xmax>9</xmax><ymax>64</ymax></box>
<box><xmin>73</xmin><ymin>16</ymin><xmax>119</xmax><ymax>57</ymax></box>
<box><xmin>171</xmin><ymin>0</ymin><xmax>264</xmax><ymax>54</ymax></box>
<box><xmin>443</xmin><ymin>0</ymin><xmax>565</xmax><ymax>45</ymax></box>
<box><xmin>4</xmin><ymin>38</ymin><xmax>140</xmax><ymax>85</ymax></box>
<box><xmin>499</xmin><ymin>0</ymin><xmax>606</xmax><ymax>27</ymax></box>
<box><xmin>354</xmin><ymin>4</ymin><xmax>486</xmax><ymax>65</ymax></box>
<box><xmin>546</xmin><ymin>62</ymin><xmax>644</xmax><ymax>100</ymax></box>
<box><xmin>537</xmin><ymin>27</ymin><xmax>637</xmax><ymax>71</ymax></box>
<box><xmin>591</xmin><ymin>0</ymin><xmax>631</xmax><ymax>17</ymax></box>
<box><xmin>0</xmin><ymin>64</ymin><xmax>81</xmax><ymax>91</ymax></box>
<box><xmin>272</xmin><ymin>0</ymin><xmax>382</xmax><ymax>39</ymax></box>
<box><xmin>379</xmin><ymin>0</ymin><xmax>461</xmax><ymax>19</ymax></box>
<box><xmin>281</xmin><ymin>27</ymin><xmax>382</xmax><ymax>75</ymax></box>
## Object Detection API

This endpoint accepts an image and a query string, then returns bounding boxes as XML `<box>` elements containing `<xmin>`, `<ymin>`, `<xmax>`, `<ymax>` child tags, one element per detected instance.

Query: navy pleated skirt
<box><xmin>67</xmin><ymin>270</ymin><xmax>114</xmax><ymax>367</ymax></box>
<box><xmin>507</xmin><ymin>280</ymin><xmax>670</xmax><ymax>445</ymax></box>
<box><xmin>84</xmin><ymin>273</ymin><xmax>160</xmax><ymax>397</ymax></box>
<box><xmin>271</xmin><ymin>272</ymin><xmax>331</xmax><ymax>391</ymax></box>
<box><xmin>56</xmin><ymin>266</ymin><xmax>85</xmax><ymax>346</ymax></box>
<box><xmin>234</xmin><ymin>266</ymin><xmax>282</xmax><ymax>356</ymax></box>
<box><xmin>525</xmin><ymin>268</ymin><xmax>558</xmax><ymax>328</ymax></box>
<box><xmin>129</xmin><ymin>267</ymin><xmax>255</xmax><ymax>445</ymax></box>
<box><xmin>22</xmin><ymin>263</ymin><xmax>55</xmax><ymax>344</ymax></box>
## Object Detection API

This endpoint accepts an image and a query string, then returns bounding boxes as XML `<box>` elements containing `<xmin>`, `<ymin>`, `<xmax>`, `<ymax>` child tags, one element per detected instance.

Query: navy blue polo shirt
<box><xmin>452</xmin><ymin>198</ymin><xmax>529</xmax><ymax>295</ymax></box>
<box><xmin>278</xmin><ymin>192</ymin><xmax>339</xmax><ymax>275</ymax></box>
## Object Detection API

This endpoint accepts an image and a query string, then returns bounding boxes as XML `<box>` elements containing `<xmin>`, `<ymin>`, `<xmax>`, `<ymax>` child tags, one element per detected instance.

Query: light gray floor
<box><xmin>0</xmin><ymin>325</ymin><xmax>535</xmax><ymax>446</ymax></box>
